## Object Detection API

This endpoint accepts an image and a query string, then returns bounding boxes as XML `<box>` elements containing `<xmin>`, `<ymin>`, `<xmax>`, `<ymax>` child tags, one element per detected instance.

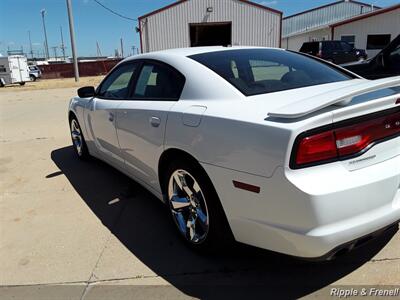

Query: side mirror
<box><xmin>77</xmin><ymin>86</ymin><xmax>95</xmax><ymax>98</ymax></box>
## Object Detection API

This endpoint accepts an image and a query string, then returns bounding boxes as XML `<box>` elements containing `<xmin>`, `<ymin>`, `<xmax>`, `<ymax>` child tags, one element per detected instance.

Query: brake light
<box><xmin>292</xmin><ymin>109</ymin><xmax>400</xmax><ymax>168</ymax></box>
<box><xmin>296</xmin><ymin>131</ymin><xmax>337</xmax><ymax>165</ymax></box>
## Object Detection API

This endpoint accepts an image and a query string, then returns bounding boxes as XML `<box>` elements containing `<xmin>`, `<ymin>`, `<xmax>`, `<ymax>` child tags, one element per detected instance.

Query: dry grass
<box><xmin>0</xmin><ymin>76</ymin><xmax>105</xmax><ymax>92</ymax></box>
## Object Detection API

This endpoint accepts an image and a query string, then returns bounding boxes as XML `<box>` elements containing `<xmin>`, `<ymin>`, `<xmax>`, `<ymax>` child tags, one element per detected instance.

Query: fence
<box><xmin>39</xmin><ymin>59</ymin><xmax>122</xmax><ymax>79</ymax></box>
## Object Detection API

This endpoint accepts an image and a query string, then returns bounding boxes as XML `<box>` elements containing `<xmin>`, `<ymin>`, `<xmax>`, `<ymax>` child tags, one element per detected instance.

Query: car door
<box><xmin>115</xmin><ymin>60</ymin><xmax>185</xmax><ymax>192</ymax></box>
<box><xmin>86</xmin><ymin>62</ymin><xmax>138</xmax><ymax>168</ymax></box>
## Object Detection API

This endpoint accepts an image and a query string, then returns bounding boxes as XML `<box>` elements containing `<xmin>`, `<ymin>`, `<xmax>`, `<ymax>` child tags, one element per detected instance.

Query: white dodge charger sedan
<box><xmin>68</xmin><ymin>47</ymin><xmax>400</xmax><ymax>259</ymax></box>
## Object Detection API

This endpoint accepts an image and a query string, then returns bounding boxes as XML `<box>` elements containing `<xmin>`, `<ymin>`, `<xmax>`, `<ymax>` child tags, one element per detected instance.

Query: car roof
<box><xmin>304</xmin><ymin>41</ymin><xmax>342</xmax><ymax>44</ymax></box>
<box><xmin>123</xmin><ymin>46</ymin><xmax>285</xmax><ymax>62</ymax></box>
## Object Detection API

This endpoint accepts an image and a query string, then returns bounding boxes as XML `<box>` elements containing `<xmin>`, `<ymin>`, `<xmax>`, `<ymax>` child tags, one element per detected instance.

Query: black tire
<box><xmin>19</xmin><ymin>82</ymin><xmax>26</xmax><ymax>86</ymax></box>
<box><xmin>30</xmin><ymin>75</ymin><xmax>36</xmax><ymax>82</ymax></box>
<box><xmin>164</xmin><ymin>158</ymin><xmax>234</xmax><ymax>252</ymax></box>
<box><xmin>69</xmin><ymin>116</ymin><xmax>90</xmax><ymax>159</ymax></box>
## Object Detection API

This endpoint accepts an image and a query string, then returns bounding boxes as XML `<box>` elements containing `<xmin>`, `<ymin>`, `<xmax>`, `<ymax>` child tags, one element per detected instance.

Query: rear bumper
<box><xmin>310</xmin><ymin>221</ymin><xmax>398</xmax><ymax>261</ymax></box>
<box><xmin>202</xmin><ymin>152</ymin><xmax>400</xmax><ymax>258</ymax></box>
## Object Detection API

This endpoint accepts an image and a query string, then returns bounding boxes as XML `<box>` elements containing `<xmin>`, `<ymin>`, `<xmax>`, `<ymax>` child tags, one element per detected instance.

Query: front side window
<box><xmin>97</xmin><ymin>63</ymin><xmax>137</xmax><ymax>99</ymax></box>
<box><xmin>132</xmin><ymin>62</ymin><xmax>185</xmax><ymax>100</ymax></box>
<box><xmin>340</xmin><ymin>42</ymin><xmax>353</xmax><ymax>51</ymax></box>
<box><xmin>249</xmin><ymin>60</ymin><xmax>291</xmax><ymax>82</ymax></box>
<box><xmin>189</xmin><ymin>49</ymin><xmax>353</xmax><ymax>96</ymax></box>
<box><xmin>322</xmin><ymin>42</ymin><xmax>334</xmax><ymax>51</ymax></box>
<box><xmin>341</xmin><ymin>35</ymin><xmax>355</xmax><ymax>48</ymax></box>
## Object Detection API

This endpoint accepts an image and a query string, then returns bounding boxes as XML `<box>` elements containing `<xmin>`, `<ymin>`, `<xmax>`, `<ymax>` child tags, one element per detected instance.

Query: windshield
<box><xmin>189</xmin><ymin>49</ymin><xmax>353</xmax><ymax>96</ymax></box>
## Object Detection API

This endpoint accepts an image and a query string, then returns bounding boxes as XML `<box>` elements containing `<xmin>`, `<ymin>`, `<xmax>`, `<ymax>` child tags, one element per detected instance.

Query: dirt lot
<box><xmin>0</xmin><ymin>76</ymin><xmax>104</xmax><ymax>92</ymax></box>
<box><xmin>0</xmin><ymin>86</ymin><xmax>399</xmax><ymax>299</ymax></box>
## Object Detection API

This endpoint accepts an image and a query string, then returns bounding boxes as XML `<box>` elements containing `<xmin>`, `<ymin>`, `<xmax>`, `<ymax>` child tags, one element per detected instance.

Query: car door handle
<box><xmin>109</xmin><ymin>112</ymin><xmax>114</xmax><ymax>122</ymax></box>
<box><xmin>150</xmin><ymin>117</ymin><xmax>161</xmax><ymax>127</ymax></box>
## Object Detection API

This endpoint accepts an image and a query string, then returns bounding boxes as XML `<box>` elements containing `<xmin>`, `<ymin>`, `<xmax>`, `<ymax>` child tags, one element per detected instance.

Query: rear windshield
<box><xmin>189</xmin><ymin>49</ymin><xmax>353</xmax><ymax>96</ymax></box>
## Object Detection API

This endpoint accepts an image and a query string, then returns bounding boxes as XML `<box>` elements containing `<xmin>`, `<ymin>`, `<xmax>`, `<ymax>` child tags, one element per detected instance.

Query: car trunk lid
<box><xmin>284</xmin><ymin>77</ymin><xmax>400</xmax><ymax>171</ymax></box>
<box><xmin>268</xmin><ymin>76</ymin><xmax>400</xmax><ymax>119</ymax></box>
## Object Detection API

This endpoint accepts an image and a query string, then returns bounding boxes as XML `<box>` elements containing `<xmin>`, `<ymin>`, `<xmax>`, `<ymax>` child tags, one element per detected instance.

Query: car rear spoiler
<box><xmin>268</xmin><ymin>76</ymin><xmax>400</xmax><ymax>119</ymax></box>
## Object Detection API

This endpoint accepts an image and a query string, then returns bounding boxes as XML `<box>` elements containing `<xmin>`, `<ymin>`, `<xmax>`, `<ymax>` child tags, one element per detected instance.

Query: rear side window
<box><xmin>322</xmin><ymin>41</ymin><xmax>337</xmax><ymax>51</ymax></box>
<box><xmin>340</xmin><ymin>42</ymin><xmax>353</xmax><ymax>51</ymax></box>
<box><xmin>132</xmin><ymin>62</ymin><xmax>185</xmax><ymax>100</ymax></box>
<box><xmin>300</xmin><ymin>42</ymin><xmax>318</xmax><ymax>54</ymax></box>
<box><xmin>341</xmin><ymin>35</ymin><xmax>355</xmax><ymax>47</ymax></box>
<box><xmin>189</xmin><ymin>49</ymin><xmax>353</xmax><ymax>96</ymax></box>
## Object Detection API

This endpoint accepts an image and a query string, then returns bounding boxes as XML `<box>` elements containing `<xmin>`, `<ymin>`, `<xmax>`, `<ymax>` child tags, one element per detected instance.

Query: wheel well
<box><xmin>68</xmin><ymin>111</ymin><xmax>76</xmax><ymax>122</ymax></box>
<box><xmin>158</xmin><ymin>148</ymin><xmax>203</xmax><ymax>194</ymax></box>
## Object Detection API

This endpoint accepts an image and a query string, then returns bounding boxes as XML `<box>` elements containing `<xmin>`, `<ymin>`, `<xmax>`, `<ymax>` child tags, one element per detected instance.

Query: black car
<box><xmin>299</xmin><ymin>40</ymin><xmax>367</xmax><ymax>64</ymax></box>
<box><xmin>343</xmin><ymin>35</ymin><xmax>400</xmax><ymax>79</ymax></box>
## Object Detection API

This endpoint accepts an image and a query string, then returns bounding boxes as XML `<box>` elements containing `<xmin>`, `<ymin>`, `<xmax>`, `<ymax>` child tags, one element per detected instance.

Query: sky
<box><xmin>0</xmin><ymin>0</ymin><xmax>398</xmax><ymax>57</ymax></box>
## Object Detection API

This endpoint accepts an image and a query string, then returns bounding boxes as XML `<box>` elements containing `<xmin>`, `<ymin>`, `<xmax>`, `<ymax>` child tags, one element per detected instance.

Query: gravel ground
<box><xmin>0</xmin><ymin>76</ymin><xmax>104</xmax><ymax>92</ymax></box>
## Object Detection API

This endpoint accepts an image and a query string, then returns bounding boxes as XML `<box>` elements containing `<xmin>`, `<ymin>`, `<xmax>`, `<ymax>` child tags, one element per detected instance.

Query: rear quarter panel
<box><xmin>164</xmin><ymin>99</ymin><xmax>334</xmax><ymax>178</ymax></box>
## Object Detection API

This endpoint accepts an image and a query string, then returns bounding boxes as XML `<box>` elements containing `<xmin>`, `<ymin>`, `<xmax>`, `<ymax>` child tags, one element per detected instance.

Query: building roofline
<box><xmin>330</xmin><ymin>3</ymin><xmax>400</xmax><ymax>27</ymax></box>
<box><xmin>238</xmin><ymin>0</ymin><xmax>282</xmax><ymax>15</ymax></box>
<box><xmin>283</xmin><ymin>0</ymin><xmax>380</xmax><ymax>20</ymax></box>
<box><xmin>138</xmin><ymin>0</ymin><xmax>187</xmax><ymax>20</ymax></box>
<box><xmin>138</xmin><ymin>0</ymin><xmax>282</xmax><ymax>20</ymax></box>
<box><xmin>282</xmin><ymin>25</ymin><xmax>331</xmax><ymax>39</ymax></box>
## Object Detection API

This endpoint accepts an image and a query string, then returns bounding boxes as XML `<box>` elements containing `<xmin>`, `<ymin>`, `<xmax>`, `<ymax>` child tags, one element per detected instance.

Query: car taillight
<box><xmin>296</xmin><ymin>131</ymin><xmax>337</xmax><ymax>165</ymax></box>
<box><xmin>292</xmin><ymin>109</ymin><xmax>400</xmax><ymax>168</ymax></box>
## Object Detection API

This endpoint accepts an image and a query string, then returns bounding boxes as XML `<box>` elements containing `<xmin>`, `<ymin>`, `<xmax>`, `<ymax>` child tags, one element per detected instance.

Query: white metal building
<box><xmin>331</xmin><ymin>4</ymin><xmax>400</xmax><ymax>57</ymax></box>
<box><xmin>281</xmin><ymin>0</ymin><xmax>378</xmax><ymax>51</ymax></box>
<box><xmin>138</xmin><ymin>0</ymin><xmax>282</xmax><ymax>53</ymax></box>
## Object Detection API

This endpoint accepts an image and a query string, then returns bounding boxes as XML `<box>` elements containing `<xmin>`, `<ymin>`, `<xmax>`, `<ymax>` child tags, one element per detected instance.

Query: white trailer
<box><xmin>0</xmin><ymin>55</ymin><xmax>30</xmax><ymax>87</ymax></box>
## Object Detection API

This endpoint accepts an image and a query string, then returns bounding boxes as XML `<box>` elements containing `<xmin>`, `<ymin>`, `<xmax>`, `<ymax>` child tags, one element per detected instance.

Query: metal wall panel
<box><xmin>283</xmin><ymin>1</ymin><xmax>376</xmax><ymax>38</ymax></box>
<box><xmin>333</xmin><ymin>8</ymin><xmax>400</xmax><ymax>57</ymax></box>
<box><xmin>140</xmin><ymin>0</ymin><xmax>281</xmax><ymax>52</ymax></box>
<box><xmin>282</xmin><ymin>28</ymin><xmax>332</xmax><ymax>51</ymax></box>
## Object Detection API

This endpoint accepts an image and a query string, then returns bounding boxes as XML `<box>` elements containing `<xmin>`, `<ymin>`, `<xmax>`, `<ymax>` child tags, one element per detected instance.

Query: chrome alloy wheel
<box><xmin>168</xmin><ymin>169</ymin><xmax>209</xmax><ymax>244</ymax></box>
<box><xmin>70</xmin><ymin>119</ymin><xmax>83</xmax><ymax>156</ymax></box>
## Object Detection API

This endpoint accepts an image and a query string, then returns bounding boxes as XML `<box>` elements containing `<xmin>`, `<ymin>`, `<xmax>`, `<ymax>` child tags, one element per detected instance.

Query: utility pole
<box><xmin>40</xmin><ymin>9</ymin><xmax>50</xmax><ymax>59</ymax></box>
<box><xmin>51</xmin><ymin>46</ymin><xmax>58</xmax><ymax>59</ymax></box>
<box><xmin>96</xmin><ymin>41</ymin><xmax>102</xmax><ymax>57</ymax></box>
<box><xmin>60</xmin><ymin>26</ymin><xmax>66</xmax><ymax>61</ymax></box>
<box><xmin>28</xmin><ymin>31</ymin><xmax>34</xmax><ymax>59</ymax></box>
<box><xmin>66</xmin><ymin>0</ymin><xmax>79</xmax><ymax>82</ymax></box>
<box><xmin>120</xmin><ymin>38</ymin><xmax>124</xmax><ymax>58</ymax></box>
<box><xmin>131</xmin><ymin>45</ymin><xmax>136</xmax><ymax>56</ymax></box>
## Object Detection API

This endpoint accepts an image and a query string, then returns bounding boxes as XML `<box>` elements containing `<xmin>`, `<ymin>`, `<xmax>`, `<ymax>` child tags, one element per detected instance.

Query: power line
<box><xmin>93</xmin><ymin>0</ymin><xmax>137</xmax><ymax>21</ymax></box>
